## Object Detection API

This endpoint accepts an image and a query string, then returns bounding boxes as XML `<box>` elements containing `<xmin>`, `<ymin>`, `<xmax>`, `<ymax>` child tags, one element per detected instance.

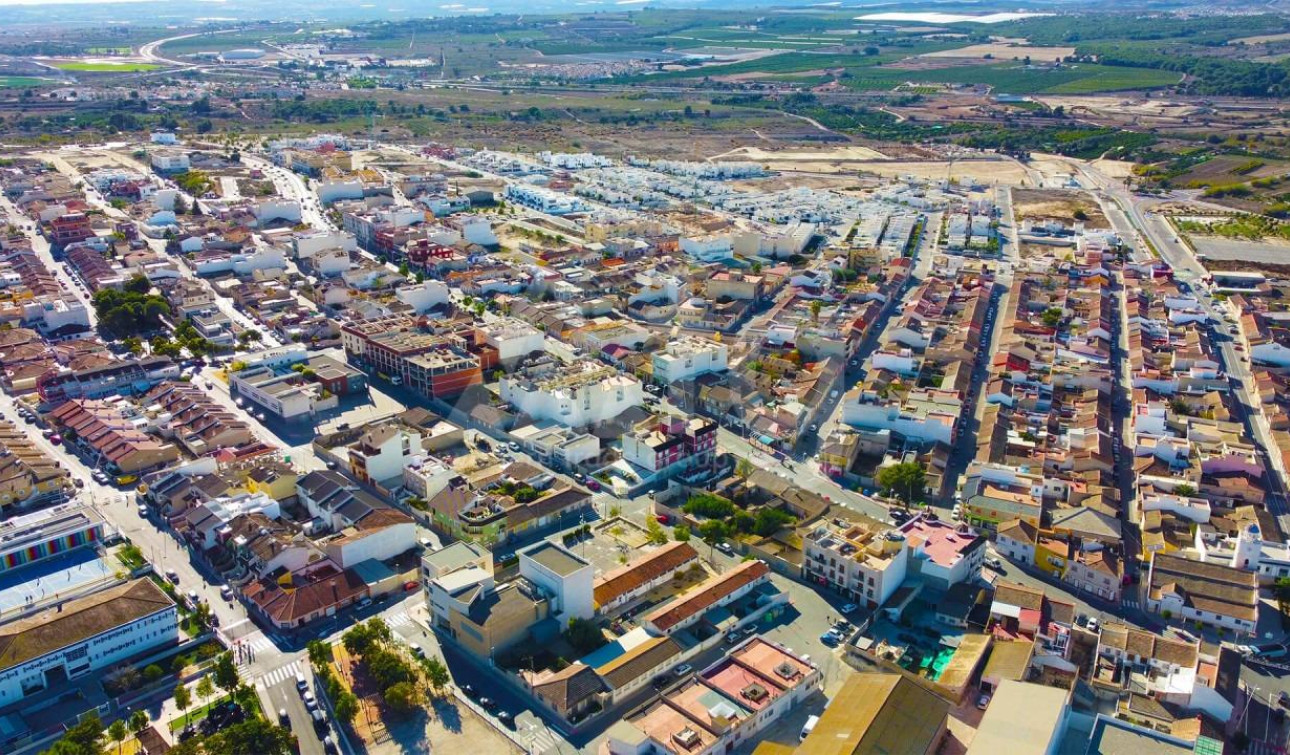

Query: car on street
<box><xmin>278</xmin><ymin>708</ymin><xmax>289</xmax><ymax>724</ymax></box>
<box><xmin>820</xmin><ymin>631</ymin><xmax>840</xmax><ymax>647</ymax></box>
<box><xmin>985</xmin><ymin>557</ymin><xmax>1004</xmax><ymax>571</ymax></box>
<box><xmin>715</xmin><ymin>542</ymin><xmax>734</xmax><ymax>555</ymax></box>
<box><xmin>497</xmin><ymin>711</ymin><xmax>514</xmax><ymax>729</ymax></box>
<box><xmin>165</xmin><ymin>569</ymin><xmax>179</xmax><ymax>583</ymax></box>
<box><xmin>479</xmin><ymin>697</ymin><xmax>497</xmax><ymax>712</ymax></box>
<box><xmin>49</xmin><ymin>434</ymin><xmax>62</xmax><ymax>445</ymax></box>
<box><xmin>357</xmin><ymin>597</ymin><xmax>373</xmax><ymax>610</ymax></box>
<box><xmin>976</xmin><ymin>694</ymin><xmax>992</xmax><ymax>710</ymax></box>
<box><xmin>1086</xmin><ymin>617</ymin><xmax>1100</xmax><ymax>633</ymax></box>
<box><xmin>220</xmin><ymin>585</ymin><xmax>233</xmax><ymax>600</ymax></box>
<box><xmin>462</xmin><ymin>684</ymin><xmax>478</xmax><ymax>699</ymax></box>
<box><xmin>137</xmin><ymin>504</ymin><xmax>149</xmax><ymax>518</ymax></box>
<box><xmin>296</xmin><ymin>673</ymin><xmax>308</xmax><ymax>690</ymax></box>
<box><xmin>674</xmin><ymin>664</ymin><xmax>693</xmax><ymax>676</ymax></box>
<box><xmin>303</xmin><ymin>691</ymin><xmax>317</xmax><ymax>710</ymax></box>
<box><xmin>840</xmin><ymin>603</ymin><xmax>857</xmax><ymax>614</ymax></box>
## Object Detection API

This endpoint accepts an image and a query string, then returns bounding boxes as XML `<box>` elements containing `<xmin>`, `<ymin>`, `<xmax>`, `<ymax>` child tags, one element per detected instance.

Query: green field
<box><xmin>831</xmin><ymin>62</ymin><xmax>1180</xmax><ymax>94</ymax></box>
<box><xmin>0</xmin><ymin>76</ymin><xmax>49</xmax><ymax>87</ymax></box>
<box><xmin>51</xmin><ymin>61</ymin><xmax>162</xmax><ymax>72</ymax></box>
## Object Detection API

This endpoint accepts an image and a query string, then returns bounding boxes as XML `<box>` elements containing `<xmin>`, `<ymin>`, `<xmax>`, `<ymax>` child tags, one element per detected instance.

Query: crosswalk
<box><xmin>523</xmin><ymin>725</ymin><xmax>560</xmax><ymax>754</ymax></box>
<box><xmin>1121</xmin><ymin>599</ymin><xmax>1140</xmax><ymax>610</ymax></box>
<box><xmin>254</xmin><ymin>661</ymin><xmax>302</xmax><ymax>690</ymax></box>
<box><xmin>233</xmin><ymin>633</ymin><xmax>275</xmax><ymax>668</ymax></box>
<box><xmin>385</xmin><ymin>611</ymin><xmax>412</xmax><ymax>629</ymax></box>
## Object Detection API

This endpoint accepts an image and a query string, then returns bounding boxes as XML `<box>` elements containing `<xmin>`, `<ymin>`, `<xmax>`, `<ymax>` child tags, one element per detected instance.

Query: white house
<box><xmin>651</xmin><ymin>337</ymin><xmax>728</xmax><ymax>385</ymax></box>
<box><xmin>479</xmin><ymin>319</ymin><xmax>546</xmax><ymax>365</ymax></box>
<box><xmin>151</xmin><ymin>152</ymin><xmax>190</xmax><ymax>174</ymax></box>
<box><xmin>500</xmin><ymin>363</ymin><xmax>644</xmax><ymax>428</ymax></box>
<box><xmin>396</xmin><ymin>281</ymin><xmax>451</xmax><ymax>314</ymax></box>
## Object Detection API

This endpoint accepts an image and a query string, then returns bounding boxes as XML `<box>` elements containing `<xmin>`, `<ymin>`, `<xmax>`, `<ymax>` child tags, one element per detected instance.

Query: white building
<box><xmin>349</xmin><ymin>424</ymin><xmax>424</xmax><ymax>485</ymax></box>
<box><xmin>500</xmin><ymin>363</ymin><xmax>644</xmax><ymax>428</ymax></box>
<box><xmin>803</xmin><ymin>522</ymin><xmax>909</xmax><ymax>609</ymax></box>
<box><xmin>651</xmin><ymin>337</ymin><xmax>728</xmax><ymax>385</ymax></box>
<box><xmin>317</xmin><ymin>180</ymin><xmax>364</xmax><ymax>205</ymax></box>
<box><xmin>479</xmin><ymin>319</ymin><xmax>546</xmax><ymax>366</ymax></box>
<box><xmin>518</xmin><ymin>541</ymin><xmax>594</xmax><ymax>626</ymax></box>
<box><xmin>151</xmin><ymin>152</ymin><xmax>190</xmax><ymax>174</ymax></box>
<box><xmin>396</xmin><ymin>281</ymin><xmax>451</xmax><ymax>314</ymax></box>
<box><xmin>22</xmin><ymin>298</ymin><xmax>91</xmax><ymax>336</ymax></box>
<box><xmin>0</xmin><ymin>580</ymin><xmax>177</xmax><ymax>706</ymax></box>
<box><xmin>254</xmin><ymin>200</ymin><xmax>302</xmax><ymax>225</ymax></box>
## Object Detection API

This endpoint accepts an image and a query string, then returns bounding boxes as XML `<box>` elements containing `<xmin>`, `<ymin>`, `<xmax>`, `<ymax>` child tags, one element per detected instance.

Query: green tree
<box><xmin>174</xmin><ymin>684</ymin><xmax>192</xmax><ymax>726</ymax></box>
<box><xmin>735</xmin><ymin>457</ymin><xmax>755</xmax><ymax>481</ymax></box>
<box><xmin>107</xmin><ymin>720</ymin><xmax>126</xmax><ymax>755</ymax></box>
<box><xmin>673</xmin><ymin>524</ymin><xmax>691</xmax><ymax>542</ymax></box>
<box><xmin>213</xmin><ymin>653</ymin><xmax>239</xmax><ymax>695</ymax></box>
<box><xmin>1173</xmin><ymin>483</ymin><xmax>1196</xmax><ymax>497</ymax></box>
<box><xmin>1041</xmin><ymin>307</ymin><xmax>1063</xmax><ymax>328</ymax></box>
<box><xmin>564</xmin><ymin>617</ymin><xmax>606</xmax><ymax>654</ymax></box>
<box><xmin>333</xmin><ymin>690</ymin><xmax>359</xmax><ymax>724</ymax></box>
<box><xmin>306</xmin><ymin>639</ymin><xmax>333</xmax><ymax>669</ymax></box>
<box><xmin>645</xmin><ymin>517</ymin><xmax>668</xmax><ymax>545</ymax></box>
<box><xmin>195</xmin><ymin>676</ymin><xmax>215</xmax><ymax>715</ymax></box>
<box><xmin>699</xmin><ymin>519</ymin><xmax>730</xmax><ymax>548</ymax></box>
<box><xmin>383</xmin><ymin>681</ymin><xmax>419</xmax><ymax>716</ymax></box>
<box><xmin>43</xmin><ymin>714</ymin><xmax>104</xmax><ymax>755</ymax></box>
<box><xmin>168</xmin><ymin>718</ymin><xmax>296</xmax><ymax>755</ymax></box>
<box><xmin>343</xmin><ymin>623</ymin><xmax>375</xmax><ymax>656</ymax></box>
<box><xmin>753</xmin><ymin>508</ymin><xmax>795</xmax><ymax>537</ymax></box>
<box><xmin>876</xmin><ymin>462</ymin><xmax>927</xmax><ymax>507</ymax></box>
<box><xmin>423</xmin><ymin>657</ymin><xmax>450</xmax><ymax>694</ymax></box>
<box><xmin>683</xmin><ymin>493</ymin><xmax>734</xmax><ymax>519</ymax></box>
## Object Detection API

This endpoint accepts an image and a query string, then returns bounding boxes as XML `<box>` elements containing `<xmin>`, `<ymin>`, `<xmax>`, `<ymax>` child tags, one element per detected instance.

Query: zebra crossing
<box><xmin>254</xmin><ymin>661</ymin><xmax>302</xmax><ymax>690</ymax></box>
<box><xmin>385</xmin><ymin>611</ymin><xmax>412</xmax><ymax>629</ymax></box>
<box><xmin>523</xmin><ymin>725</ymin><xmax>561</xmax><ymax>754</ymax></box>
<box><xmin>233</xmin><ymin>633</ymin><xmax>275</xmax><ymax>668</ymax></box>
<box><xmin>1121</xmin><ymin>599</ymin><xmax>1140</xmax><ymax>610</ymax></box>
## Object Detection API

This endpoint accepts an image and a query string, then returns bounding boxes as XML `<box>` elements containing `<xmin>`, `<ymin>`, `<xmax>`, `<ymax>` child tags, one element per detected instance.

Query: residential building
<box><xmin>899</xmin><ymin>515</ymin><xmax>986</xmax><ymax>589</ymax></box>
<box><xmin>966</xmin><ymin>680</ymin><xmax>1069</xmax><ymax>755</ymax></box>
<box><xmin>49</xmin><ymin>399</ymin><xmax>181</xmax><ymax>475</ymax></box>
<box><xmin>243</xmin><ymin>560</ymin><xmax>369</xmax><ymax>629</ymax></box>
<box><xmin>348</xmin><ymin>424</ymin><xmax>422</xmax><ymax>485</ymax></box>
<box><xmin>594</xmin><ymin>542</ymin><xmax>699</xmax><ymax>616</ymax></box>
<box><xmin>37</xmin><ymin>357</ymin><xmax>179</xmax><ymax>405</ymax></box>
<box><xmin>1145</xmin><ymin>552</ymin><xmax>1258</xmax><ymax>634</ymax></box>
<box><xmin>0</xmin><ymin>579</ymin><xmax>177</xmax><ymax>705</ymax></box>
<box><xmin>643</xmin><ymin>560</ymin><xmax>772</xmax><ymax>635</ymax></box>
<box><xmin>612</xmin><ymin>637</ymin><xmax>822</xmax><ymax>755</ymax></box>
<box><xmin>518</xmin><ymin>541</ymin><xmax>594</xmax><ymax>626</ymax></box>
<box><xmin>621</xmin><ymin>415</ymin><xmax>717</xmax><ymax>481</ymax></box>
<box><xmin>500</xmin><ymin>362</ymin><xmax>644</xmax><ymax>428</ymax></box>
<box><xmin>651</xmin><ymin>337</ymin><xmax>728</xmax><ymax>385</ymax></box>
<box><xmin>803</xmin><ymin>520</ymin><xmax>908</xmax><ymax>609</ymax></box>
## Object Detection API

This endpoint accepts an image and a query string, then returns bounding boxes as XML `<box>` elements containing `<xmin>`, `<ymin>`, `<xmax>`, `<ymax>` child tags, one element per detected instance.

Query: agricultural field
<box><xmin>49</xmin><ymin>61</ymin><xmax>163</xmax><ymax>72</ymax></box>
<box><xmin>0</xmin><ymin>76</ymin><xmax>50</xmax><ymax>87</ymax></box>
<box><xmin>920</xmin><ymin>44</ymin><xmax>1076</xmax><ymax>62</ymax></box>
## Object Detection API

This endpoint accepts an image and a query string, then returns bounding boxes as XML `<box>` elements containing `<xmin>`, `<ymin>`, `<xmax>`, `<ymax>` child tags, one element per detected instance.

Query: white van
<box><xmin>800</xmin><ymin>715</ymin><xmax>820</xmax><ymax>742</ymax></box>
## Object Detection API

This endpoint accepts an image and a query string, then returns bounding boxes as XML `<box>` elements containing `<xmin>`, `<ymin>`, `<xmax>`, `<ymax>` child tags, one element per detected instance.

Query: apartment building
<box><xmin>500</xmin><ymin>361</ymin><xmax>644</xmax><ymax>428</ymax></box>
<box><xmin>651</xmin><ymin>337</ymin><xmax>729</xmax><ymax>385</ymax></box>
<box><xmin>803</xmin><ymin>520</ymin><xmax>908</xmax><ymax>609</ymax></box>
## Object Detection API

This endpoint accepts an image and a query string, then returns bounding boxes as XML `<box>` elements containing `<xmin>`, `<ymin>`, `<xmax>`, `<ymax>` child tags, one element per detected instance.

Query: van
<box><xmin>800</xmin><ymin>715</ymin><xmax>820</xmax><ymax>742</ymax></box>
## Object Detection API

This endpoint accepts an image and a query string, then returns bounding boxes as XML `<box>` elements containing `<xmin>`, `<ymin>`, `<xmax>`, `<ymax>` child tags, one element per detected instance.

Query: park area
<box><xmin>309</xmin><ymin>619</ymin><xmax>518</xmax><ymax>755</ymax></box>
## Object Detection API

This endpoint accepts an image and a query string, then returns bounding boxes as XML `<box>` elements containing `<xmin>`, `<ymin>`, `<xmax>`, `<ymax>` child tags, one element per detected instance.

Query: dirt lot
<box><xmin>857</xmin><ymin>158</ymin><xmax>1031</xmax><ymax>185</ymax></box>
<box><xmin>920</xmin><ymin>44</ymin><xmax>1075</xmax><ymax>62</ymax></box>
<box><xmin>1013</xmin><ymin>188</ymin><xmax>1110</xmax><ymax>229</ymax></box>
<box><xmin>714</xmin><ymin>145</ymin><xmax>889</xmax><ymax>162</ymax></box>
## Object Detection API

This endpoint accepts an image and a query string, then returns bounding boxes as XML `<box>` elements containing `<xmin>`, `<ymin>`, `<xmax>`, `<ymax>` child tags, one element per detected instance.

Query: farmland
<box><xmin>49</xmin><ymin>61</ymin><xmax>163</xmax><ymax>72</ymax></box>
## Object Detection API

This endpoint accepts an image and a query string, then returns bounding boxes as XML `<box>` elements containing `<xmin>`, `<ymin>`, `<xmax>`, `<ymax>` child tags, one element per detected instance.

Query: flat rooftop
<box><xmin>522</xmin><ymin>541</ymin><xmax>589</xmax><ymax>577</ymax></box>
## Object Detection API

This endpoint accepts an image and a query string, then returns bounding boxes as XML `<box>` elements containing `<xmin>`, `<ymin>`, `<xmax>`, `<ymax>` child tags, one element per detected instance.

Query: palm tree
<box><xmin>128</xmin><ymin>709</ymin><xmax>149</xmax><ymax>740</ymax></box>
<box><xmin>108</xmin><ymin>719</ymin><xmax>126</xmax><ymax>755</ymax></box>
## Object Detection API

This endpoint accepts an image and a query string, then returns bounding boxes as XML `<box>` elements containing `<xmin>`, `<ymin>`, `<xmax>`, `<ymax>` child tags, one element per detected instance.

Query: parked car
<box><xmin>303</xmin><ymin>691</ymin><xmax>317</xmax><ymax>710</ymax></box>
<box><xmin>497</xmin><ymin>711</ymin><xmax>514</xmax><ymax>729</ymax></box>
<box><xmin>840</xmin><ymin>603</ymin><xmax>857</xmax><ymax>614</ymax></box>
<box><xmin>479</xmin><ymin>697</ymin><xmax>497</xmax><ymax>712</ymax></box>
<box><xmin>674</xmin><ymin>664</ymin><xmax>693</xmax><ymax>676</ymax></box>
<box><xmin>820</xmin><ymin>631</ymin><xmax>840</xmax><ymax>647</ymax></box>
<box><xmin>165</xmin><ymin>569</ymin><xmax>179</xmax><ymax>583</ymax></box>
<box><xmin>976</xmin><ymin>694</ymin><xmax>992</xmax><ymax>710</ymax></box>
<box><xmin>296</xmin><ymin>673</ymin><xmax>308</xmax><ymax>690</ymax></box>
<box><xmin>357</xmin><ymin>597</ymin><xmax>373</xmax><ymax>610</ymax></box>
<box><xmin>985</xmin><ymin>558</ymin><xmax>1005</xmax><ymax>571</ymax></box>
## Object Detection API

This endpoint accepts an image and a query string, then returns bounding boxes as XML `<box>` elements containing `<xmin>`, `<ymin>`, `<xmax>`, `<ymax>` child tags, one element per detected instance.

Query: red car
<box><xmin>587</xmin><ymin>479</ymin><xmax>601</xmax><ymax>491</ymax></box>
<box><xmin>49</xmin><ymin>434</ymin><xmax>62</xmax><ymax>445</ymax></box>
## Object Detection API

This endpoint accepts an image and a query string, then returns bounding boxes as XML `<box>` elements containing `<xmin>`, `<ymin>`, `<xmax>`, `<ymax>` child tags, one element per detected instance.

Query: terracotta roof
<box><xmin>0</xmin><ymin>579</ymin><xmax>174</xmax><ymax>672</ymax></box>
<box><xmin>593</xmin><ymin>542</ymin><xmax>699</xmax><ymax>608</ymax></box>
<box><xmin>993</xmin><ymin>581</ymin><xmax>1044</xmax><ymax>611</ymax></box>
<box><xmin>532</xmin><ymin>663</ymin><xmax>607</xmax><ymax>713</ymax></box>
<box><xmin>645</xmin><ymin>560</ymin><xmax>769</xmax><ymax>632</ymax></box>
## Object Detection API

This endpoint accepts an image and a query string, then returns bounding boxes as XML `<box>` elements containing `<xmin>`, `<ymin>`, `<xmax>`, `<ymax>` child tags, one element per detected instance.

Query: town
<box><xmin>1</xmin><ymin>80</ymin><xmax>1290</xmax><ymax>755</ymax></box>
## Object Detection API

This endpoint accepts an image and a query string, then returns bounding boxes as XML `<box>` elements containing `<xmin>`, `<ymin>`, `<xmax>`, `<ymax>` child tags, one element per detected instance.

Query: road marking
<box><xmin>254</xmin><ymin>661</ymin><xmax>301</xmax><ymax>690</ymax></box>
<box><xmin>385</xmin><ymin>611</ymin><xmax>411</xmax><ymax>629</ymax></box>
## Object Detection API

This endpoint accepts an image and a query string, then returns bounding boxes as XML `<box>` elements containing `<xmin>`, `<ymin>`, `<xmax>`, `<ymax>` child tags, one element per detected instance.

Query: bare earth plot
<box><xmin>857</xmin><ymin>159</ymin><xmax>1031</xmax><ymax>185</ymax></box>
<box><xmin>920</xmin><ymin>44</ymin><xmax>1075</xmax><ymax>62</ymax></box>
<box><xmin>1013</xmin><ymin>188</ymin><xmax>1110</xmax><ymax>229</ymax></box>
